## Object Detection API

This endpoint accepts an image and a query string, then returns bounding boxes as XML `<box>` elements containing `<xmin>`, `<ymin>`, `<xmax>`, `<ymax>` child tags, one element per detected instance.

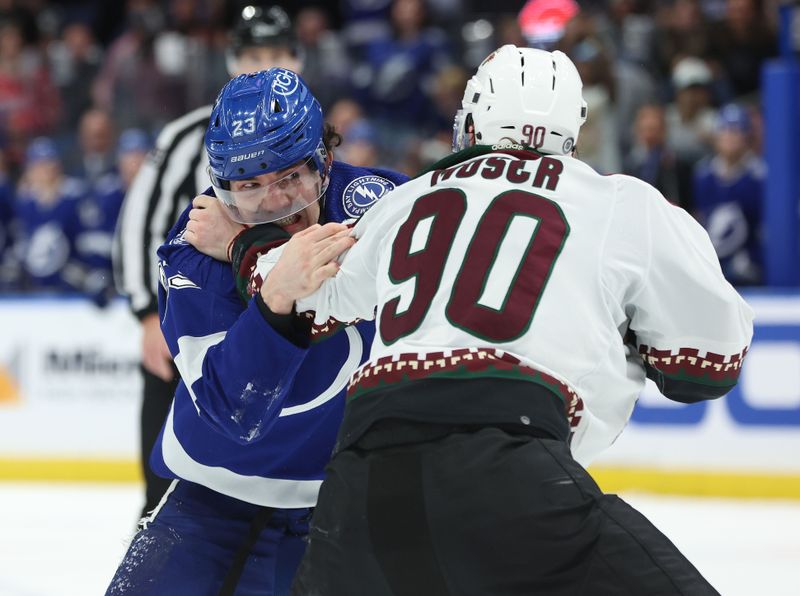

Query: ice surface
<box><xmin>0</xmin><ymin>483</ymin><xmax>797</xmax><ymax>595</ymax></box>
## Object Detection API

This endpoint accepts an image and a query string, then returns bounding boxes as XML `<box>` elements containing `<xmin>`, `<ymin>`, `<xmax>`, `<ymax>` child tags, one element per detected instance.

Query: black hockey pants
<box><xmin>292</xmin><ymin>425</ymin><xmax>719</xmax><ymax>596</ymax></box>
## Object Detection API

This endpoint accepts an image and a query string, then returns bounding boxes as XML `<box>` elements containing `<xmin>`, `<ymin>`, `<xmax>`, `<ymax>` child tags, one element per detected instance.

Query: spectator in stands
<box><xmin>115</xmin><ymin>127</ymin><xmax>150</xmax><ymax>189</ymax></box>
<box><xmin>693</xmin><ymin>103</ymin><xmax>765</xmax><ymax>285</ymax></box>
<box><xmin>624</xmin><ymin>103</ymin><xmax>693</xmax><ymax>210</ymax></box>
<box><xmin>396</xmin><ymin>63</ymin><xmax>467</xmax><ymax>173</ymax></box>
<box><xmin>708</xmin><ymin>0</ymin><xmax>776</xmax><ymax>100</ymax></box>
<box><xmin>429</xmin><ymin>64</ymin><xmax>469</xmax><ymax>137</ymax></box>
<box><xmin>338</xmin><ymin>118</ymin><xmax>381</xmax><ymax>167</ymax></box>
<box><xmin>339</xmin><ymin>0</ymin><xmax>393</xmax><ymax>51</ymax></box>
<box><xmin>747</xmin><ymin>102</ymin><xmax>764</xmax><ymax>156</ymax></box>
<box><xmin>67</xmin><ymin>108</ymin><xmax>117</xmax><ymax>184</ymax></box>
<box><xmin>13</xmin><ymin>137</ymin><xmax>87</xmax><ymax>293</ymax></box>
<box><xmin>158</xmin><ymin>0</ymin><xmax>228</xmax><ymax>111</ymax></box>
<box><xmin>92</xmin><ymin>0</ymin><xmax>186</xmax><ymax>130</ymax></box>
<box><xmin>327</xmin><ymin>97</ymin><xmax>366</xmax><ymax>138</ymax></box>
<box><xmin>561</xmin><ymin>9</ymin><xmax>657</xmax><ymax>157</ymax></box>
<box><xmin>47</xmin><ymin>20</ymin><xmax>103</xmax><ymax>137</ymax></box>
<box><xmin>653</xmin><ymin>0</ymin><xmax>713</xmax><ymax>82</ymax></box>
<box><xmin>295</xmin><ymin>6</ymin><xmax>350</xmax><ymax>110</ymax></box>
<box><xmin>0</xmin><ymin>1</ymin><xmax>37</xmax><ymax>41</ymax></box>
<box><xmin>74</xmin><ymin>128</ymin><xmax>151</xmax><ymax>306</ymax></box>
<box><xmin>568</xmin><ymin>38</ymin><xmax>620</xmax><ymax>173</ymax></box>
<box><xmin>604</xmin><ymin>0</ymin><xmax>658</xmax><ymax>70</ymax></box>
<box><xmin>665</xmin><ymin>56</ymin><xmax>717</xmax><ymax>165</ymax></box>
<box><xmin>352</xmin><ymin>0</ymin><xmax>453</xmax><ymax>157</ymax></box>
<box><xmin>0</xmin><ymin>18</ymin><xmax>60</xmax><ymax>172</ymax></box>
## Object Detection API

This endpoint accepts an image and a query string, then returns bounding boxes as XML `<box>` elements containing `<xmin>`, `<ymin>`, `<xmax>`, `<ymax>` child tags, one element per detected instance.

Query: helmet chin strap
<box><xmin>316</xmin><ymin>148</ymin><xmax>334</xmax><ymax>210</ymax></box>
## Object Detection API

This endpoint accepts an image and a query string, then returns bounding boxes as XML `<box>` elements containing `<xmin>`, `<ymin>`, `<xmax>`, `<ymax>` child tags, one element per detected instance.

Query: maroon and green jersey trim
<box><xmin>347</xmin><ymin>347</ymin><xmax>584</xmax><ymax>432</ymax></box>
<box><xmin>296</xmin><ymin>312</ymin><xmax>360</xmax><ymax>344</ymax></box>
<box><xmin>639</xmin><ymin>345</ymin><xmax>748</xmax><ymax>387</ymax></box>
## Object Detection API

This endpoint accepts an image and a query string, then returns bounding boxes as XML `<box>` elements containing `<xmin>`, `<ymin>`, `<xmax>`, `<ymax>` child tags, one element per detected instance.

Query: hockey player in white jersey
<box><xmin>283</xmin><ymin>45</ymin><xmax>753</xmax><ymax>595</ymax></box>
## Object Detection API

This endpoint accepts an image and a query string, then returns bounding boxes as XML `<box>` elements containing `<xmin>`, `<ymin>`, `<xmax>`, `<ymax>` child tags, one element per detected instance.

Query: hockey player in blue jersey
<box><xmin>75</xmin><ymin>129</ymin><xmax>151</xmax><ymax>305</ymax></box>
<box><xmin>693</xmin><ymin>103</ymin><xmax>764</xmax><ymax>286</ymax></box>
<box><xmin>14</xmin><ymin>137</ymin><xmax>90</xmax><ymax>293</ymax></box>
<box><xmin>105</xmin><ymin>69</ymin><xmax>407</xmax><ymax>595</ymax></box>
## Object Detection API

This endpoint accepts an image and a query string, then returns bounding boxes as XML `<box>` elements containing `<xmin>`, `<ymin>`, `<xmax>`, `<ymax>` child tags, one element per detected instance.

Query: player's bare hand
<box><xmin>261</xmin><ymin>223</ymin><xmax>355</xmax><ymax>314</ymax></box>
<box><xmin>141</xmin><ymin>313</ymin><xmax>175</xmax><ymax>382</ymax></box>
<box><xmin>185</xmin><ymin>195</ymin><xmax>246</xmax><ymax>262</ymax></box>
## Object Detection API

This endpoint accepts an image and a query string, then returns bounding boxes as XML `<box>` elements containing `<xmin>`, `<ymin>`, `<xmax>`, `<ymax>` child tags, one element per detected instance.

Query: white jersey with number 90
<box><xmin>296</xmin><ymin>148</ymin><xmax>753</xmax><ymax>465</ymax></box>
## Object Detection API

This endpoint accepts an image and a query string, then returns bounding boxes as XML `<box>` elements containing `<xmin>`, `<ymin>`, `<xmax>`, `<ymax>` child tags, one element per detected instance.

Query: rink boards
<box><xmin>0</xmin><ymin>292</ymin><xmax>798</xmax><ymax>498</ymax></box>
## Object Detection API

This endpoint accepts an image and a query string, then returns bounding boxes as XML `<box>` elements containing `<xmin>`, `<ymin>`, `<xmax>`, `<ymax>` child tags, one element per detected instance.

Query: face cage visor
<box><xmin>452</xmin><ymin>109</ymin><xmax>471</xmax><ymax>152</ymax></box>
<box><xmin>209</xmin><ymin>157</ymin><xmax>326</xmax><ymax>225</ymax></box>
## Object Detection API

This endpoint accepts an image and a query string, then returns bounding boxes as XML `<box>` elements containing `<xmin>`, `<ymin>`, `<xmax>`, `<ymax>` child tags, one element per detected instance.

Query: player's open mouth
<box><xmin>275</xmin><ymin>213</ymin><xmax>301</xmax><ymax>227</ymax></box>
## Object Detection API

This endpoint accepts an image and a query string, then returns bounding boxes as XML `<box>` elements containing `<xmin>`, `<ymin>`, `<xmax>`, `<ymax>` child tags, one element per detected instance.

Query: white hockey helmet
<box><xmin>453</xmin><ymin>45</ymin><xmax>588</xmax><ymax>155</ymax></box>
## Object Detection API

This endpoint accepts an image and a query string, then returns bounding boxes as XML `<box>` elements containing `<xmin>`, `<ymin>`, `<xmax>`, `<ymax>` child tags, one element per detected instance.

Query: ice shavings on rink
<box><xmin>0</xmin><ymin>483</ymin><xmax>798</xmax><ymax>596</ymax></box>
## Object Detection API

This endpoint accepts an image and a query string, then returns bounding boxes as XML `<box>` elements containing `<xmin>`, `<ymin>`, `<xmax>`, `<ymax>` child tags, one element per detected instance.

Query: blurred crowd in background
<box><xmin>0</xmin><ymin>0</ymin><xmax>784</xmax><ymax>303</ymax></box>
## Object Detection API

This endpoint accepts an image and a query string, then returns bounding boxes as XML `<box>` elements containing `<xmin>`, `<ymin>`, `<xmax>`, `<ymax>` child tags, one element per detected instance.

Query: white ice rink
<box><xmin>1</xmin><ymin>482</ymin><xmax>798</xmax><ymax>596</ymax></box>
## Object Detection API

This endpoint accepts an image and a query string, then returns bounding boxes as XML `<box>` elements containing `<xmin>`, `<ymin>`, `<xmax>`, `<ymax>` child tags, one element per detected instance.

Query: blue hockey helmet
<box><xmin>205</xmin><ymin>68</ymin><xmax>329</xmax><ymax>224</ymax></box>
<box><xmin>715</xmin><ymin>103</ymin><xmax>751</xmax><ymax>135</ymax></box>
<box><xmin>26</xmin><ymin>136</ymin><xmax>60</xmax><ymax>164</ymax></box>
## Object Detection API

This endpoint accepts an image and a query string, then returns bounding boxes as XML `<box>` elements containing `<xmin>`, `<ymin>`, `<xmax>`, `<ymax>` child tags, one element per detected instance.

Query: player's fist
<box><xmin>185</xmin><ymin>195</ymin><xmax>246</xmax><ymax>262</ymax></box>
<box><xmin>261</xmin><ymin>223</ymin><xmax>355</xmax><ymax>314</ymax></box>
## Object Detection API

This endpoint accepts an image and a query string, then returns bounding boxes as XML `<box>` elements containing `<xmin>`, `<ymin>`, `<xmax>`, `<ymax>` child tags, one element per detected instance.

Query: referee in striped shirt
<box><xmin>113</xmin><ymin>5</ymin><xmax>301</xmax><ymax>519</ymax></box>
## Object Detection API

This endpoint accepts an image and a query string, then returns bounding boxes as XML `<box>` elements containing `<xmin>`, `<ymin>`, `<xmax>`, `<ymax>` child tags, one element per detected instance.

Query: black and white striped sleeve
<box><xmin>113</xmin><ymin>105</ymin><xmax>212</xmax><ymax>319</ymax></box>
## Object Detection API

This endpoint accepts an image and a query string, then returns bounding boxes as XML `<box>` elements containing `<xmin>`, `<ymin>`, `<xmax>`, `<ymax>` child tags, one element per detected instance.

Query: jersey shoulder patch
<box><xmin>342</xmin><ymin>175</ymin><xmax>396</xmax><ymax>218</ymax></box>
<box><xmin>159</xmin><ymin>261</ymin><xmax>199</xmax><ymax>292</ymax></box>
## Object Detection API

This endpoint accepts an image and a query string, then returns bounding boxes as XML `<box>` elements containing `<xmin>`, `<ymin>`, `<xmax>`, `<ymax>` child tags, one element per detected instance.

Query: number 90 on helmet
<box><xmin>453</xmin><ymin>45</ymin><xmax>588</xmax><ymax>156</ymax></box>
<box><xmin>205</xmin><ymin>68</ymin><xmax>328</xmax><ymax>224</ymax></box>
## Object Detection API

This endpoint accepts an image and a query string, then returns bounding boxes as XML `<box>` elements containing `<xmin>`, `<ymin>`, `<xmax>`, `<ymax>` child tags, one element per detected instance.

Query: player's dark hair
<box><xmin>323</xmin><ymin>123</ymin><xmax>342</xmax><ymax>152</ymax></box>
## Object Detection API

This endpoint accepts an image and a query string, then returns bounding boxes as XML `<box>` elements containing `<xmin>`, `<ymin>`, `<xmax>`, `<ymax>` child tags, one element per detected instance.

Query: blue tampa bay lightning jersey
<box><xmin>152</xmin><ymin>161</ymin><xmax>408</xmax><ymax>508</ymax></box>
<box><xmin>693</xmin><ymin>153</ymin><xmax>764</xmax><ymax>285</ymax></box>
<box><xmin>75</xmin><ymin>173</ymin><xmax>125</xmax><ymax>271</ymax></box>
<box><xmin>15</xmin><ymin>177</ymin><xmax>89</xmax><ymax>291</ymax></box>
<box><xmin>75</xmin><ymin>173</ymin><xmax>126</xmax><ymax>301</ymax></box>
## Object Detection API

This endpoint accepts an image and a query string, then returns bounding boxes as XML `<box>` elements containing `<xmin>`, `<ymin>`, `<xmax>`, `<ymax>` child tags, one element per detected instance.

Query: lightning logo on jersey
<box><xmin>159</xmin><ymin>260</ymin><xmax>198</xmax><ymax>295</ymax></box>
<box><xmin>342</xmin><ymin>176</ymin><xmax>396</xmax><ymax>218</ymax></box>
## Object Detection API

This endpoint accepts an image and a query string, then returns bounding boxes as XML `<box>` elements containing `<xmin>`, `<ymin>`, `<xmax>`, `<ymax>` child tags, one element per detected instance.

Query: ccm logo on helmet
<box><xmin>231</xmin><ymin>150</ymin><xmax>266</xmax><ymax>163</ymax></box>
<box><xmin>342</xmin><ymin>176</ymin><xmax>395</xmax><ymax>218</ymax></box>
<box><xmin>272</xmin><ymin>71</ymin><xmax>299</xmax><ymax>96</ymax></box>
